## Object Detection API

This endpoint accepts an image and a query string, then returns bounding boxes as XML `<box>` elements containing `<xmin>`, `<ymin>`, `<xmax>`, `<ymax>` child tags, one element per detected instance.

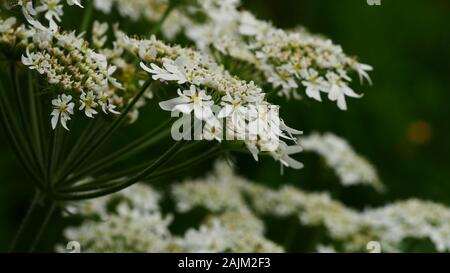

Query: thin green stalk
<box><xmin>56</xmin><ymin>118</ymin><xmax>103</xmax><ymax>182</ymax></box>
<box><xmin>149</xmin><ymin>3</ymin><xmax>177</xmax><ymax>36</ymax></box>
<box><xmin>0</xmin><ymin>83</ymin><xmax>42</xmax><ymax>186</ymax></box>
<box><xmin>63</xmin><ymin>119</ymin><xmax>173</xmax><ymax>185</ymax></box>
<box><xmin>79</xmin><ymin>0</ymin><xmax>93</xmax><ymax>33</ymax></box>
<box><xmin>29</xmin><ymin>201</ymin><xmax>56</xmax><ymax>253</ymax></box>
<box><xmin>283</xmin><ymin>217</ymin><xmax>299</xmax><ymax>252</ymax></box>
<box><xmin>146</xmin><ymin>146</ymin><xmax>221</xmax><ymax>180</ymax></box>
<box><xmin>27</xmin><ymin>72</ymin><xmax>45</xmax><ymax>172</ymax></box>
<box><xmin>8</xmin><ymin>191</ymin><xmax>41</xmax><ymax>252</ymax></box>
<box><xmin>46</xmin><ymin>129</ymin><xmax>56</xmax><ymax>191</ymax></box>
<box><xmin>62</xmin><ymin>145</ymin><xmax>220</xmax><ymax>193</ymax></box>
<box><xmin>47</xmin><ymin>126</ymin><xmax>64</xmax><ymax>189</ymax></box>
<box><xmin>9</xmin><ymin>64</ymin><xmax>43</xmax><ymax>178</ymax></box>
<box><xmin>60</xmin><ymin>141</ymin><xmax>206</xmax><ymax>191</ymax></box>
<box><xmin>52</xmin><ymin>140</ymin><xmax>185</xmax><ymax>200</ymax></box>
<box><xmin>56</xmin><ymin>78</ymin><xmax>153</xmax><ymax>185</ymax></box>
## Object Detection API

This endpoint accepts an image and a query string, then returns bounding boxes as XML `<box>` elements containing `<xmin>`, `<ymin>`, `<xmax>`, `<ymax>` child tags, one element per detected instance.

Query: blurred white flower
<box><xmin>0</xmin><ymin>17</ymin><xmax>16</xmax><ymax>33</ymax></box>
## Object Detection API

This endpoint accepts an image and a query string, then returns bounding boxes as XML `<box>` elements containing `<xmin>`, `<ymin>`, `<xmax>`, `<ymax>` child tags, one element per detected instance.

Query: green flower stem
<box><xmin>62</xmin><ymin>141</ymin><xmax>206</xmax><ymax>190</ymax></box>
<box><xmin>52</xmin><ymin>140</ymin><xmax>186</xmax><ymax>200</ymax></box>
<box><xmin>56</xmin><ymin>118</ymin><xmax>104</xmax><ymax>182</ymax></box>
<box><xmin>47</xmin><ymin>126</ymin><xmax>64</xmax><ymax>190</ymax></box>
<box><xmin>56</xmin><ymin>78</ymin><xmax>153</xmax><ymax>185</ymax></box>
<box><xmin>0</xmin><ymin>82</ymin><xmax>42</xmax><ymax>187</ymax></box>
<box><xmin>29</xmin><ymin>201</ymin><xmax>56</xmax><ymax>253</ymax></box>
<box><xmin>145</xmin><ymin>146</ymin><xmax>221</xmax><ymax>180</ymax></box>
<box><xmin>9</xmin><ymin>64</ymin><xmax>44</xmax><ymax>179</ymax></box>
<box><xmin>62</xmin><ymin>144</ymin><xmax>220</xmax><ymax>193</ymax></box>
<box><xmin>61</xmin><ymin>118</ymin><xmax>173</xmax><ymax>186</ymax></box>
<box><xmin>27</xmin><ymin>72</ymin><xmax>45</xmax><ymax>173</ymax></box>
<box><xmin>8</xmin><ymin>191</ymin><xmax>41</xmax><ymax>252</ymax></box>
<box><xmin>79</xmin><ymin>0</ymin><xmax>94</xmax><ymax>33</ymax></box>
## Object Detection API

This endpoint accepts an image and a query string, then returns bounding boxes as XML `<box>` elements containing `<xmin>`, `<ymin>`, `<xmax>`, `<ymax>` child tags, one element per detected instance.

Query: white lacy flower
<box><xmin>326</xmin><ymin>72</ymin><xmax>362</xmax><ymax>110</ymax></box>
<box><xmin>301</xmin><ymin>69</ymin><xmax>328</xmax><ymax>102</ymax></box>
<box><xmin>123</xmin><ymin>33</ymin><xmax>303</xmax><ymax>168</ymax></box>
<box><xmin>270</xmin><ymin>142</ymin><xmax>304</xmax><ymax>171</ymax></box>
<box><xmin>159</xmin><ymin>85</ymin><xmax>214</xmax><ymax>121</ymax></box>
<box><xmin>106</xmin><ymin>65</ymin><xmax>124</xmax><ymax>89</ymax></box>
<box><xmin>61</xmin><ymin>182</ymin><xmax>282</xmax><ymax>253</ymax></box>
<box><xmin>169</xmin><ymin>3</ymin><xmax>372</xmax><ymax>110</ymax></box>
<box><xmin>172</xmin><ymin>160</ymin><xmax>450</xmax><ymax>253</ymax></box>
<box><xmin>351</xmin><ymin>61</ymin><xmax>373</xmax><ymax>85</ymax></box>
<box><xmin>35</xmin><ymin>0</ymin><xmax>64</xmax><ymax>30</ymax></box>
<box><xmin>98</xmin><ymin>92</ymin><xmax>120</xmax><ymax>115</ymax></box>
<box><xmin>140</xmin><ymin>60</ymin><xmax>188</xmax><ymax>84</ymax></box>
<box><xmin>79</xmin><ymin>91</ymin><xmax>98</xmax><ymax>118</ymax></box>
<box><xmin>17</xmin><ymin>23</ymin><xmax>123</xmax><ymax>127</ymax></box>
<box><xmin>51</xmin><ymin>94</ymin><xmax>75</xmax><ymax>130</ymax></box>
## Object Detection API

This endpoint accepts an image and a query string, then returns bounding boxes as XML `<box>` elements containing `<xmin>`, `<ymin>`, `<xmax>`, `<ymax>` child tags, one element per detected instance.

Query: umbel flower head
<box><xmin>90</xmin><ymin>0</ymin><xmax>373</xmax><ymax>109</ymax></box>
<box><xmin>114</xmin><ymin>31</ymin><xmax>303</xmax><ymax>169</ymax></box>
<box><xmin>2</xmin><ymin>1</ymin><xmax>125</xmax><ymax>131</ymax></box>
<box><xmin>155</xmin><ymin>0</ymin><xmax>373</xmax><ymax>110</ymax></box>
<box><xmin>19</xmin><ymin>26</ymin><xmax>125</xmax><ymax>129</ymax></box>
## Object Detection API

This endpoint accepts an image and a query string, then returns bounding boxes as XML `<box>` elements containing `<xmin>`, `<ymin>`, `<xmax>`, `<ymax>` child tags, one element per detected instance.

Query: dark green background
<box><xmin>1</xmin><ymin>0</ymin><xmax>449</xmax><ymax>252</ymax></box>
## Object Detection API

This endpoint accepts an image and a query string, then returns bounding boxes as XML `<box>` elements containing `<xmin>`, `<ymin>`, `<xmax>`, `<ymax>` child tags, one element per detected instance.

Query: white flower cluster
<box><xmin>90</xmin><ymin>0</ymin><xmax>372</xmax><ymax>110</ymax></box>
<box><xmin>175</xmin><ymin>210</ymin><xmax>283</xmax><ymax>253</ymax></box>
<box><xmin>172</xmin><ymin>159</ymin><xmax>249</xmax><ymax>213</ymax></box>
<box><xmin>92</xmin><ymin>23</ymin><xmax>158</xmax><ymax>124</ymax></box>
<box><xmin>301</xmin><ymin>133</ymin><xmax>383</xmax><ymax>190</ymax></box>
<box><xmin>61</xmin><ymin>185</ymin><xmax>174</xmax><ymax>252</ymax></box>
<box><xmin>7</xmin><ymin>2</ymin><xmax>125</xmax><ymax>130</ymax></box>
<box><xmin>20</xmin><ymin>27</ymin><xmax>123</xmax><ymax>129</ymax></box>
<box><xmin>61</xmin><ymin>183</ymin><xmax>282</xmax><ymax>252</ymax></box>
<box><xmin>93</xmin><ymin>0</ymin><xmax>168</xmax><ymax>22</ymax></box>
<box><xmin>114</xmin><ymin>31</ymin><xmax>303</xmax><ymax>169</ymax></box>
<box><xmin>17</xmin><ymin>0</ymin><xmax>83</xmax><ymax>31</ymax></box>
<box><xmin>363</xmin><ymin>200</ymin><xmax>450</xmax><ymax>252</ymax></box>
<box><xmin>171</xmin><ymin>160</ymin><xmax>450</xmax><ymax>253</ymax></box>
<box><xmin>162</xmin><ymin>0</ymin><xmax>372</xmax><ymax>110</ymax></box>
<box><xmin>0</xmin><ymin>16</ymin><xmax>33</xmax><ymax>47</ymax></box>
<box><xmin>239</xmin><ymin>12</ymin><xmax>372</xmax><ymax>109</ymax></box>
<box><xmin>59</xmin><ymin>160</ymin><xmax>450</xmax><ymax>253</ymax></box>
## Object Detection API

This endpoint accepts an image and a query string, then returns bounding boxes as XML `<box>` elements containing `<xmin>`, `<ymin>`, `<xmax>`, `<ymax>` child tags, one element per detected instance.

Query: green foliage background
<box><xmin>0</xmin><ymin>0</ymin><xmax>449</xmax><ymax>252</ymax></box>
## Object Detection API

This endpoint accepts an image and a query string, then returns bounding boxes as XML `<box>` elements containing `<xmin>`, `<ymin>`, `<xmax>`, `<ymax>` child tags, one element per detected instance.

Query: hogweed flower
<box><xmin>301</xmin><ymin>133</ymin><xmax>383</xmax><ymax>190</ymax></box>
<box><xmin>18</xmin><ymin>26</ymin><xmax>123</xmax><ymax>129</ymax></box>
<box><xmin>0</xmin><ymin>0</ymin><xmax>383</xmax><ymax>254</ymax></box>
<box><xmin>171</xmin><ymin>160</ymin><xmax>450</xmax><ymax>253</ymax></box>
<box><xmin>61</xmin><ymin>183</ymin><xmax>282</xmax><ymax>252</ymax></box>
<box><xmin>51</xmin><ymin>94</ymin><xmax>75</xmax><ymax>130</ymax></box>
<box><xmin>61</xmin><ymin>160</ymin><xmax>450</xmax><ymax>253</ymax></box>
<box><xmin>156</xmin><ymin>0</ymin><xmax>373</xmax><ymax>110</ymax></box>
<box><xmin>115</xmin><ymin>31</ymin><xmax>303</xmax><ymax>168</ymax></box>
